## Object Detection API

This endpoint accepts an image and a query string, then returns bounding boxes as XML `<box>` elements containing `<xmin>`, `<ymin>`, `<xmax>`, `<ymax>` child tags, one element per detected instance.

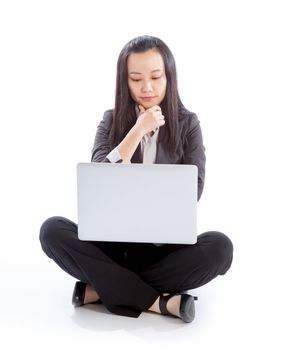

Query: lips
<box><xmin>141</xmin><ymin>96</ymin><xmax>155</xmax><ymax>100</ymax></box>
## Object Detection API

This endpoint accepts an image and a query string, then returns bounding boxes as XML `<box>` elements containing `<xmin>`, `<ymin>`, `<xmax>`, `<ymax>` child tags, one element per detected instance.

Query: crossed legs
<box><xmin>39</xmin><ymin>216</ymin><xmax>233</xmax><ymax>319</ymax></box>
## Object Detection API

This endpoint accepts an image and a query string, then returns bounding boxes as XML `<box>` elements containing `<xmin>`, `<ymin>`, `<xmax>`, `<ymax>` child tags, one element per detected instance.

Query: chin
<box><xmin>142</xmin><ymin>101</ymin><xmax>159</xmax><ymax>109</ymax></box>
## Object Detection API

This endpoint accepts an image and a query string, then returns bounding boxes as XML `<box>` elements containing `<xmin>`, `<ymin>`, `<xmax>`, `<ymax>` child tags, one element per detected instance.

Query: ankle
<box><xmin>149</xmin><ymin>294</ymin><xmax>180</xmax><ymax>317</ymax></box>
<box><xmin>149</xmin><ymin>297</ymin><xmax>160</xmax><ymax>313</ymax></box>
<box><xmin>83</xmin><ymin>284</ymin><xmax>100</xmax><ymax>304</ymax></box>
<box><xmin>166</xmin><ymin>295</ymin><xmax>180</xmax><ymax>317</ymax></box>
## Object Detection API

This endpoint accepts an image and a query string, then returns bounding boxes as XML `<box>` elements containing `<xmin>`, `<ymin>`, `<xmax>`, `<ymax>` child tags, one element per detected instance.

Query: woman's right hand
<box><xmin>135</xmin><ymin>105</ymin><xmax>165</xmax><ymax>136</ymax></box>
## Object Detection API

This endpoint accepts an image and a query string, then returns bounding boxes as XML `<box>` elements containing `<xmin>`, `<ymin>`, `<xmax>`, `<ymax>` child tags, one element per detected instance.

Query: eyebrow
<box><xmin>129</xmin><ymin>69</ymin><xmax>162</xmax><ymax>75</ymax></box>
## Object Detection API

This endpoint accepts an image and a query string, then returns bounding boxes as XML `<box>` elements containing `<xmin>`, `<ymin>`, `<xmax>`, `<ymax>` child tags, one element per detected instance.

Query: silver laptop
<box><xmin>77</xmin><ymin>163</ymin><xmax>198</xmax><ymax>244</ymax></box>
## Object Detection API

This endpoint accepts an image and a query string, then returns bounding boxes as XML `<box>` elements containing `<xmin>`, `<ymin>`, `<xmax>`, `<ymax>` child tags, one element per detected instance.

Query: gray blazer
<box><xmin>91</xmin><ymin>109</ymin><xmax>206</xmax><ymax>200</ymax></box>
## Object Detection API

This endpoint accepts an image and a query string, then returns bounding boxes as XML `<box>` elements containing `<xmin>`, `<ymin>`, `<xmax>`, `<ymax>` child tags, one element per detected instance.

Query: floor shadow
<box><xmin>71</xmin><ymin>302</ymin><xmax>195</xmax><ymax>342</ymax></box>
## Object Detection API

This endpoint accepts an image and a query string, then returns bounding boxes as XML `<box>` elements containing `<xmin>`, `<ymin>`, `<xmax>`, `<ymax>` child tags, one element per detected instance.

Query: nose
<box><xmin>141</xmin><ymin>80</ymin><xmax>153</xmax><ymax>93</ymax></box>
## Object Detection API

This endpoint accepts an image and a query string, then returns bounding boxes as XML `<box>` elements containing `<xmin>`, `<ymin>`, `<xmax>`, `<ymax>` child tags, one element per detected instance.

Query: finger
<box><xmin>159</xmin><ymin>119</ymin><xmax>165</xmax><ymax>126</ymax></box>
<box><xmin>150</xmin><ymin>105</ymin><xmax>161</xmax><ymax>112</ymax></box>
<box><xmin>138</xmin><ymin>105</ymin><xmax>145</xmax><ymax>115</ymax></box>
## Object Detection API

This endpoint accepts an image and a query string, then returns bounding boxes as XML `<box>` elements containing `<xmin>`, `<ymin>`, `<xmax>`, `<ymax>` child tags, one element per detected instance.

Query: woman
<box><xmin>40</xmin><ymin>35</ymin><xmax>233</xmax><ymax>323</ymax></box>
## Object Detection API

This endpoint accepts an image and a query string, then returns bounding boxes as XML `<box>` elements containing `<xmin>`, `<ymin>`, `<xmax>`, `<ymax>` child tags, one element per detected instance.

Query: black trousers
<box><xmin>39</xmin><ymin>216</ymin><xmax>233</xmax><ymax>318</ymax></box>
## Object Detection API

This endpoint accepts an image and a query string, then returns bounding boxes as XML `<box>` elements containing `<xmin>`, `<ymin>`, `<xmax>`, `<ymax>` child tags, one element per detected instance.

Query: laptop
<box><xmin>77</xmin><ymin>163</ymin><xmax>198</xmax><ymax>244</ymax></box>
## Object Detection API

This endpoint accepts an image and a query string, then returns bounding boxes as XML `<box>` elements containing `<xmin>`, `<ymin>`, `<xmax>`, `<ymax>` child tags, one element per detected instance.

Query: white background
<box><xmin>0</xmin><ymin>0</ymin><xmax>286</xmax><ymax>349</ymax></box>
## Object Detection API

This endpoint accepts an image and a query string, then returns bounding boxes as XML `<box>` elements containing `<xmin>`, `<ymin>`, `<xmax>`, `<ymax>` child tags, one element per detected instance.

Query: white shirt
<box><xmin>140</xmin><ymin>128</ymin><xmax>159</xmax><ymax>163</ymax></box>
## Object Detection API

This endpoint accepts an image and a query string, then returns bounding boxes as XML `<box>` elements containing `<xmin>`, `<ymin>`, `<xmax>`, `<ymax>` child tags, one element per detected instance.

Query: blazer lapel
<box><xmin>155</xmin><ymin>126</ymin><xmax>166</xmax><ymax>163</ymax></box>
<box><xmin>131</xmin><ymin>143</ymin><xmax>142</xmax><ymax>163</ymax></box>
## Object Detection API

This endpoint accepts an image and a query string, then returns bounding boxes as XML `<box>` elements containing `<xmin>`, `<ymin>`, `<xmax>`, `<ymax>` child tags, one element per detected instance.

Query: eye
<box><xmin>131</xmin><ymin>79</ymin><xmax>141</xmax><ymax>82</ymax></box>
<box><xmin>152</xmin><ymin>77</ymin><xmax>161</xmax><ymax>80</ymax></box>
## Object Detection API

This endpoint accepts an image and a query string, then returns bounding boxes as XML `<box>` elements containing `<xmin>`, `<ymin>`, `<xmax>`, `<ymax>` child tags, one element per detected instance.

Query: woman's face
<box><xmin>127</xmin><ymin>49</ymin><xmax>167</xmax><ymax>110</ymax></box>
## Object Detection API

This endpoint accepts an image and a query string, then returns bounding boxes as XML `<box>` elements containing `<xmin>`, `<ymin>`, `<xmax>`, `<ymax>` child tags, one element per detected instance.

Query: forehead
<box><xmin>127</xmin><ymin>49</ymin><xmax>165</xmax><ymax>73</ymax></box>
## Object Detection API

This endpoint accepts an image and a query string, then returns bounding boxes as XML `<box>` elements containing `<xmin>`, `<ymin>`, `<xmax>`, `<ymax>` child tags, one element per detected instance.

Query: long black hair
<box><xmin>110</xmin><ymin>35</ymin><xmax>186</xmax><ymax>155</ymax></box>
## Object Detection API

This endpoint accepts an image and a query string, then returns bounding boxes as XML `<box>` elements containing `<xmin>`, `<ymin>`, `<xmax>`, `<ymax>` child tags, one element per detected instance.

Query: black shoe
<box><xmin>72</xmin><ymin>281</ymin><xmax>87</xmax><ymax>307</ymax></box>
<box><xmin>159</xmin><ymin>293</ymin><xmax>198</xmax><ymax>323</ymax></box>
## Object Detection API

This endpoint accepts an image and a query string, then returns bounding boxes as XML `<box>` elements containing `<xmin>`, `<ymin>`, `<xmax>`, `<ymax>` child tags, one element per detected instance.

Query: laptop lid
<box><xmin>77</xmin><ymin>163</ymin><xmax>198</xmax><ymax>244</ymax></box>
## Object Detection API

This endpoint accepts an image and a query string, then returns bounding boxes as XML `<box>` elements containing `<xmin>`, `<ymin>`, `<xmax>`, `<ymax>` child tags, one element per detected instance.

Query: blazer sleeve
<box><xmin>182</xmin><ymin>113</ymin><xmax>206</xmax><ymax>201</ymax></box>
<box><xmin>91</xmin><ymin>110</ymin><xmax>113</xmax><ymax>163</ymax></box>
